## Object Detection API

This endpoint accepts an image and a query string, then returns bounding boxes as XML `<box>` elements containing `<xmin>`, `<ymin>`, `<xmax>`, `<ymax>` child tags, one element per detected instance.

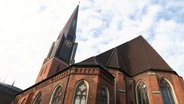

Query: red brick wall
<box><xmin>96</xmin><ymin>70</ymin><xmax>114</xmax><ymax>104</ymax></box>
<box><xmin>35</xmin><ymin>58</ymin><xmax>67</xmax><ymax>83</ymax></box>
<box><xmin>179</xmin><ymin>77</ymin><xmax>184</xmax><ymax>91</ymax></box>
<box><xmin>108</xmin><ymin>68</ymin><xmax>126</xmax><ymax>104</ymax></box>
<box><xmin>131</xmin><ymin>71</ymin><xmax>184</xmax><ymax>104</ymax></box>
<box><xmin>171</xmin><ymin>75</ymin><xmax>184</xmax><ymax>104</ymax></box>
<box><xmin>64</xmin><ymin>68</ymin><xmax>99</xmax><ymax>104</ymax></box>
<box><xmin>153</xmin><ymin>71</ymin><xmax>184</xmax><ymax>104</ymax></box>
<box><xmin>64</xmin><ymin>67</ymin><xmax>114</xmax><ymax>104</ymax></box>
<box><xmin>148</xmin><ymin>73</ymin><xmax>163</xmax><ymax>104</ymax></box>
<box><xmin>13</xmin><ymin>69</ymin><xmax>70</xmax><ymax>104</ymax></box>
<box><xmin>13</xmin><ymin>65</ymin><xmax>184</xmax><ymax>104</ymax></box>
<box><xmin>13</xmin><ymin>66</ymin><xmax>115</xmax><ymax>104</ymax></box>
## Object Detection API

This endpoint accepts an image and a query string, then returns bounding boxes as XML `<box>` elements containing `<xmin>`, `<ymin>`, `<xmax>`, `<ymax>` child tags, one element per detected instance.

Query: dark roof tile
<box><xmin>78</xmin><ymin>35</ymin><xmax>175</xmax><ymax>76</ymax></box>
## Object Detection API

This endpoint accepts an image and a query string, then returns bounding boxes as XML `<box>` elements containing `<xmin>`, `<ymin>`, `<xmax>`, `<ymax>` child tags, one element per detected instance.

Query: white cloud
<box><xmin>76</xmin><ymin>0</ymin><xmax>184</xmax><ymax>79</ymax></box>
<box><xmin>0</xmin><ymin>0</ymin><xmax>79</xmax><ymax>89</ymax></box>
<box><xmin>0</xmin><ymin>0</ymin><xmax>184</xmax><ymax>89</ymax></box>
<box><xmin>151</xmin><ymin>19</ymin><xmax>184</xmax><ymax>78</ymax></box>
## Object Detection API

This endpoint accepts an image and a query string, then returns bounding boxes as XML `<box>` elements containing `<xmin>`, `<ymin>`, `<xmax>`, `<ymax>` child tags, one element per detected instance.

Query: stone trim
<box><xmin>148</xmin><ymin>72</ymin><xmax>156</xmax><ymax>75</ymax></box>
<box><xmin>119</xmin><ymin>89</ymin><xmax>126</xmax><ymax>93</ymax></box>
<box><xmin>152</xmin><ymin>90</ymin><xmax>160</xmax><ymax>94</ymax></box>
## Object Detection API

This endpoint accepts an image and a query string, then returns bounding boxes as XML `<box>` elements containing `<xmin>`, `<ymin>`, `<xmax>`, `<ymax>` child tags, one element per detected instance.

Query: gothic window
<box><xmin>21</xmin><ymin>98</ymin><xmax>26</xmax><ymax>104</ymax></box>
<box><xmin>101</xmin><ymin>87</ymin><xmax>109</xmax><ymax>104</ymax></box>
<box><xmin>136</xmin><ymin>81</ymin><xmax>149</xmax><ymax>104</ymax></box>
<box><xmin>159</xmin><ymin>78</ymin><xmax>175</xmax><ymax>104</ymax></box>
<box><xmin>49</xmin><ymin>85</ymin><xmax>62</xmax><ymax>104</ymax></box>
<box><xmin>32</xmin><ymin>92</ymin><xmax>42</xmax><ymax>104</ymax></box>
<box><xmin>73</xmin><ymin>80</ymin><xmax>88</xmax><ymax>104</ymax></box>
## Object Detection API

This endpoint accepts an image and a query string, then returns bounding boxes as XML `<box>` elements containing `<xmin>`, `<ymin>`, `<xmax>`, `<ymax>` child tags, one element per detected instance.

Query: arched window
<box><xmin>159</xmin><ymin>78</ymin><xmax>175</xmax><ymax>104</ymax></box>
<box><xmin>21</xmin><ymin>98</ymin><xmax>26</xmax><ymax>104</ymax></box>
<box><xmin>136</xmin><ymin>81</ymin><xmax>149</xmax><ymax>104</ymax></box>
<box><xmin>73</xmin><ymin>80</ymin><xmax>88</xmax><ymax>104</ymax></box>
<box><xmin>101</xmin><ymin>87</ymin><xmax>109</xmax><ymax>104</ymax></box>
<box><xmin>32</xmin><ymin>92</ymin><xmax>42</xmax><ymax>104</ymax></box>
<box><xmin>49</xmin><ymin>85</ymin><xmax>62</xmax><ymax>104</ymax></box>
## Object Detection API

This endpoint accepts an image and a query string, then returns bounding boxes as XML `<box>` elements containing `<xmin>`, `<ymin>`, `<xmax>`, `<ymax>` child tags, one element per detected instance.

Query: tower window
<box><xmin>32</xmin><ymin>92</ymin><xmax>42</xmax><ymax>104</ymax></box>
<box><xmin>49</xmin><ymin>85</ymin><xmax>62</xmax><ymax>104</ymax></box>
<box><xmin>101</xmin><ymin>87</ymin><xmax>109</xmax><ymax>104</ymax></box>
<box><xmin>159</xmin><ymin>78</ymin><xmax>175</xmax><ymax>104</ymax></box>
<box><xmin>73</xmin><ymin>80</ymin><xmax>89</xmax><ymax>104</ymax></box>
<box><xmin>136</xmin><ymin>81</ymin><xmax>149</xmax><ymax>104</ymax></box>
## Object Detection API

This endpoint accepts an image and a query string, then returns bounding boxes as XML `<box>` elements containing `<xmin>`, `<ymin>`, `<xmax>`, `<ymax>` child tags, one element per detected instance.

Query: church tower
<box><xmin>35</xmin><ymin>5</ymin><xmax>79</xmax><ymax>83</ymax></box>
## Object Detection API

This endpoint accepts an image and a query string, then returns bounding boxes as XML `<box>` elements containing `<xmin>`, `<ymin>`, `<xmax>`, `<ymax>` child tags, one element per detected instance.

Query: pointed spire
<box><xmin>44</xmin><ymin>5</ymin><xmax>79</xmax><ymax>64</ymax></box>
<box><xmin>58</xmin><ymin>5</ymin><xmax>79</xmax><ymax>39</ymax></box>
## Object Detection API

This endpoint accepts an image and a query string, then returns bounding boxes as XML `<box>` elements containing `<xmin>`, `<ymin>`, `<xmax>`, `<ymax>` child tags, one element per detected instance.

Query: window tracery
<box><xmin>50</xmin><ymin>85</ymin><xmax>62</xmax><ymax>104</ymax></box>
<box><xmin>32</xmin><ymin>92</ymin><xmax>42</xmax><ymax>104</ymax></box>
<box><xmin>136</xmin><ymin>81</ymin><xmax>149</xmax><ymax>104</ymax></box>
<box><xmin>73</xmin><ymin>80</ymin><xmax>88</xmax><ymax>104</ymax></box>
<box><xmin>101</xmin><ymin>87</ymin><xmax>109</xmax><ymax>104</ymax></box>
<box><xmin>160</xmin><ymin>78</ymin><xmax>175</xmax><ymax>104</ymax></box>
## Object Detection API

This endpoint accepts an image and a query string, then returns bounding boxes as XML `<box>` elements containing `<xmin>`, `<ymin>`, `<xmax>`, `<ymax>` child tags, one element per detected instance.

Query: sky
<box><xmin>0</xmin><ymin>0</ymin><xmax>184</xmax><ymax>89</ymax></box>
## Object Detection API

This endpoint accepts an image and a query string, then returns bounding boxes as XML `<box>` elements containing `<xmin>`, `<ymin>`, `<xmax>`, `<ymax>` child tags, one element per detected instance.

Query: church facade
<box><xmin>12</xmin><ymin>5</ymin><xmax>184</xmax><ymax>104</ymax></box>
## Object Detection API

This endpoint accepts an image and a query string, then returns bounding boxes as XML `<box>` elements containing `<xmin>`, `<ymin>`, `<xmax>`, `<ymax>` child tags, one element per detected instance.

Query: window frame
<box><xmin>159</xmin><ymin>78</ymin><xmax>178</xmax><ymax>104</ymax></box>
<box><xmin>49</xmin><ymin>84</ymin><xmax>62</xmax><ymax>104</ymax></box>
<box><xmin>72</xmin><ymin>80</ymin><xmax>89</xmax><ymax>104</ymax></box>
<box><xmin>101</xmin><ymin>87</ymin><xmax>110</xmax><ymax>104</ymax></box>
<box><xmin>32</xmin><ymin>92</ymin><xmax>42</xmax><ymax>104</ymax></box>
<box><xmin>135</xmin><ymin>80</ymin><xmax>150</xmax><ymax>104</ymax></box>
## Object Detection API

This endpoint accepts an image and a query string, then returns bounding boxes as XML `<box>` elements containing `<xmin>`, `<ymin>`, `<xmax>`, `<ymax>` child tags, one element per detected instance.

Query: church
<box><xmin>11</xmin><ymin>5</ymin><xmax>184</xmax><ymax>104</ymax></box>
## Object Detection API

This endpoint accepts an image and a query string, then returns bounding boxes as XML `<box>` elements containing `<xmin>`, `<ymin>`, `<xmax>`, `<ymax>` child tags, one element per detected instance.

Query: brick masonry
<box><xmin>12</xmin><ymin>66</ymin><xmax>184</xmax><ymax>104</ymax></box>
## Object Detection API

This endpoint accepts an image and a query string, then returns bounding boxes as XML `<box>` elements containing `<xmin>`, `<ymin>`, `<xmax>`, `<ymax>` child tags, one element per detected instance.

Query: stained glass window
<box><xmin>73</xmin><ymin>80</ymin><xmax>88</xmax><ymax>104</ymax></box>
<box><xmin>101</xmin><ymin>87</ymin><xmax>109</xmax><ymax>104</ymax></box>
<box><xmin>136</xmin><ymin>81</ymin><xmax>149</xmax><ymax>104</ymax></box>
<box><xmin>160</xmin><ymin>78</ymin><xmax>175</xmax><ymax>104</ymax></box>
<box><xmin>32</xmin><ymin>92</ymin><xmax>42</xmax><ymax>104</ymax></box>
<box><xmin>50</xmin><ymin>85</ymin><xmax>62</xmax><ymax>104</ymax></box>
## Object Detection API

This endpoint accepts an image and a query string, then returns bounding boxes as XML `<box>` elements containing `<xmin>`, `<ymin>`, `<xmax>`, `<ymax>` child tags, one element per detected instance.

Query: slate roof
<box><xmin>78</xmin><ymin>36</ymin><xmax>174</xmax><ymax>76</ymax></box>
<box><xmin>0</xmin><ymin>83</ymin><xmax>22</xmax><ymax>95</ymax></box>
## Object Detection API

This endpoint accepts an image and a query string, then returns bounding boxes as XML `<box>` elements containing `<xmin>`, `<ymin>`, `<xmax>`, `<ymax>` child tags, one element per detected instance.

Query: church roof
<box><xmin>78</xmin><ymin>36</ymin><xmax>175</xmax><ymax>76</ymax></box>
<box><xmin>0</xmin><ymin>83</ymin><xmax>22</xmax><ymax>95</ymax></box>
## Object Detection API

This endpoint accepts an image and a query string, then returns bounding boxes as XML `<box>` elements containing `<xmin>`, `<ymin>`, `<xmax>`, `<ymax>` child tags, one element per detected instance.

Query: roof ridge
<box><xmin>93</xmin><ymin>56</ymin><xmax>98</xmax><ymax>65</ymax></box>
<box><xmin>141</xmin><ymin>37</ymin><xmax>151</xmax><ymax>69</ymax></box>
<box><xmin>118</xmin><ymin>54</ymin><xmax>128</xmax><ymax>72</ymax></box>
<box><xmin>106</xmin><ymin>48</ymin><xmax>120</xmax><ymax>68</ymax></box>
<box><xmin>106</xmin><ymin>48</ymin><xmax>115</xmax><ymax>66</ymax></box>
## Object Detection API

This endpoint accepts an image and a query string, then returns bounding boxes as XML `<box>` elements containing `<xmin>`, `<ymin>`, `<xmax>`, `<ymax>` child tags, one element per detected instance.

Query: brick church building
<box><xmin>11</xmin><ymin>5</ymin><xmax>184</xmax><ymax>104</ymax></box>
